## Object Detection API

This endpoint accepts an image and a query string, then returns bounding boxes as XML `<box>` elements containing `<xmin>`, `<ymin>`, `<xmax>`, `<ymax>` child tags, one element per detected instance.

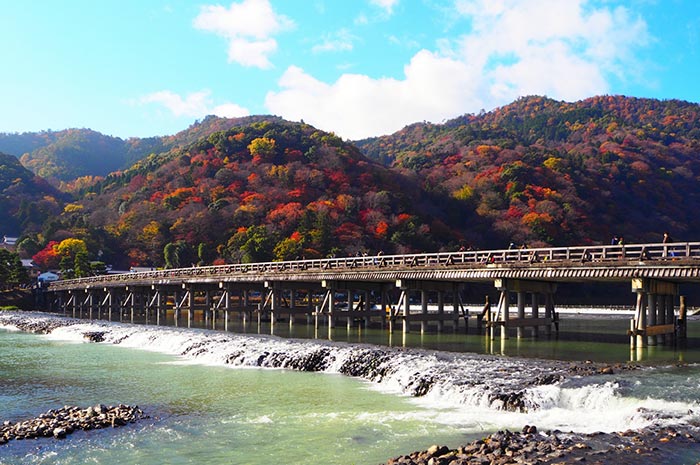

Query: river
<box><xmin>1</xmin><ymin>310</ymin><xmax>700</xmax><ymax>464</ymax></box>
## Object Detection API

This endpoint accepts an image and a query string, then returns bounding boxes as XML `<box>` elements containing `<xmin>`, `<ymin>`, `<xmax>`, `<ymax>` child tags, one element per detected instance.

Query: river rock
<box><xmin>0</xmin><ymin>404</ymin><xmax>147</xmax><ymax>443</ymax></box>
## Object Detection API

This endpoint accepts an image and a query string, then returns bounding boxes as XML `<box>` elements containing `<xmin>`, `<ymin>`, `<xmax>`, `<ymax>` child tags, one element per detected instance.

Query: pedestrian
<box><xmin>663</xmin><ymin>232</ymin><xmax>672</xmax><ymax>244</ymax></box>
<box><xmin>611</xmin><ymin>236</ymin><xmax>619</xmax><ymax>245</ymax></box>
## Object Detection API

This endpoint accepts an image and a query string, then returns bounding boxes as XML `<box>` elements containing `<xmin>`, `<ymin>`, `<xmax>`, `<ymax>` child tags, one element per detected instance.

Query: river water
<box><xmin>1</xmin><ymin>311</ymin><xmax>700</xmax><ymax>464</ymax></box>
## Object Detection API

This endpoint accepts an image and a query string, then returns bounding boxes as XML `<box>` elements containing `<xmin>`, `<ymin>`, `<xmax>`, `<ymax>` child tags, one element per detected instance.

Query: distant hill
<box><xmin>0</xmin><ymin>115</ymin><xmax>282</xmax><ymax>188</ymax></box>
<box><xmin>355</xmin><ymin>95</ymin><xmax>700</xmax><ymax>246</ymax></box>
<box><xmin>0</xmin><ymin>152</ymin><xmax>64</xmax><ymax>236</ymax></box>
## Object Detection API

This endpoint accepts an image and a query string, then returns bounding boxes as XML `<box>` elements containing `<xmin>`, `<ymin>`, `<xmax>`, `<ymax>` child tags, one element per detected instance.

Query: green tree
<box><xmin>59</xmin><ymin>255</ymin><xmax>73</xmax><ymax>279</ymax></box>
<box><xmin>273</xmin><ymin>237</ymin><xmax>302</xmax><ymax>261</ymax></box>
<box><xmin>248</xmin><ymin>137</ymin><xmax>276</xmax><ymax>163</ymax></box>
<box><xmin>90</xmin><ymin>261</ymin><xmax>108</xmax><ymax>275</ymax></box>
<box><xmin>228</xmin><ymin>226</ymin><xmax>275</xmax><ymax>263</ymax></box>
<box><xmin>164</xmin><ymin>242</ymin><xmax>180</xmax><ymax>269</ymax></box>
<box><xmin>197</xmin><ymin>242</ymin><xmax>214</xmax><ymax>266</ymax></box>
<box><xmin>74</xmin><ymin>250</ymin><xmax>91</xmax><ymax>278</ymax></box>
<box><xmin>0</xmin><ymin>250</ymin><xmax>29</xmax><ymax>289</ymax></box>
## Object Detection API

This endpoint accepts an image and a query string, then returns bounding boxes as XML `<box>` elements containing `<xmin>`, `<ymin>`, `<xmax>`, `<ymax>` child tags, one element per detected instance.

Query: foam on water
<box><xmin>3</xmin><ymin>312</ymin><xmax>699</xmax><ymax>436</ymax></box>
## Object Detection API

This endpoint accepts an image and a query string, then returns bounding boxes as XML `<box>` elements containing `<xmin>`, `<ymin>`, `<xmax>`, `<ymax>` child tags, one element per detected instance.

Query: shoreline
<box><xmin>380</xmin><ymin>425</ymin><xmax>700</xmax><ymax>465</ymax></box>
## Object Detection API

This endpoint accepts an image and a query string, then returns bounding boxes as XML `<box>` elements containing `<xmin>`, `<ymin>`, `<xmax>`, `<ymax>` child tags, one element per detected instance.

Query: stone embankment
<box><xmin>0</xmin><ymin>404</ymin><xmax>146</xmax><ymax>444</ymax></box>
<box><xmin>381</xmin><ymin>425</ymin><xmax>698</xmax><ymax>465</ymax></box>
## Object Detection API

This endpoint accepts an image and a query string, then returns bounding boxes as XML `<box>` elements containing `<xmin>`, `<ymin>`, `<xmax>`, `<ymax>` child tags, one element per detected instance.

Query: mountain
<box><xmin>355</xmin><ymin>95</ymin><xmax>700</xmax><ymax>246</ymax></box>
<box><xmin>69</xmin><ymin>119</ymin><xmax>456</xmax><ymax>267</ymax></box>
<box><xmin>0</xmin><ymin>152</ymin><xmax>64</xmax><ymax>237</ymax></box>
<box><xmin>7</xmin><ymin>95</ymin><xmax>700</xmax><ymax>269</ymax></box>
<box><xmin>0</xmin><ymin>116</ymin><xmax>282</xmax><ymax>188</ymax></box>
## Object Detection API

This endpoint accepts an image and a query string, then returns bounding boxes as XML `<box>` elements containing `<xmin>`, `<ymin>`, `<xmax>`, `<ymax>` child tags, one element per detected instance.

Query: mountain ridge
<box><xmin>3</xmin><ymin>95</ymin><xmax>700</xmax><ymax>269</ymax></box>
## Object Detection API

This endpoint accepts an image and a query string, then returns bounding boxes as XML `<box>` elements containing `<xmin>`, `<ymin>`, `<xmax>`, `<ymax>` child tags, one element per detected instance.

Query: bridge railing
<box><xmin>47</xmin><ymin>241</ymin><xmax>700</xmax><ymax>289</ymax></box>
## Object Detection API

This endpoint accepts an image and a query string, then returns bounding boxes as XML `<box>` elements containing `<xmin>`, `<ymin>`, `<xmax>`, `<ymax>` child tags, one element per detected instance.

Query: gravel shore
<box><xmin>380</xmin><ymin>425</ymin><xmax>700</xmax><ymax>465</ymax></box>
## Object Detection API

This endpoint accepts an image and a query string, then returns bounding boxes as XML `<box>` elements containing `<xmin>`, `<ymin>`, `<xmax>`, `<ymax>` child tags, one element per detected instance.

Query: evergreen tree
<box><xmin>74</xmin><ymin>250</ymin><xmax>91</xmax><ymax>278</ymax></box>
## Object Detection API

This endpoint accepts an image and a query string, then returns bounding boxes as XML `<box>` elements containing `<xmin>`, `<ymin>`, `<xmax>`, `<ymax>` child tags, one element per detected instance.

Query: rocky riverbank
<box><xmin>381</xmin><ymin>425</ymin><xmax>700</xmax><ymax>465</ymax></box>
<box><xmin>0</xmin><ymin>405</ymin><xmax>146</xmax><ymax>444</ymax></box>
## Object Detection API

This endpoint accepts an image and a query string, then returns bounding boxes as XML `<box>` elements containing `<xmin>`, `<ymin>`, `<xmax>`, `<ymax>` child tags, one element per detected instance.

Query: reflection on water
<box><xmin>56</xmin><ymin>308</ymin><xmax>700</xmax><ymax>365</ymax></box>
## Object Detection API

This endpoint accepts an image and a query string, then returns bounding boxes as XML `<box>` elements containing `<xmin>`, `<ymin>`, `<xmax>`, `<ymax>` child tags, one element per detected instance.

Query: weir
<box><xmin>42</xmin><ymin>241</ymin><xmax>699</xmax><ymax>347</ymax></box>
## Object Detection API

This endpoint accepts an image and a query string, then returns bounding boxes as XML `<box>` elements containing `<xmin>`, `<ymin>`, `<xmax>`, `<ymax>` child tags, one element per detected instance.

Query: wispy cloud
<box><xmin>370</xmin><ymin>0</ymin><xmax>399</xmax><ymax>15</ymax></box>
<box><xmin>312</xmin><ymin>29</ymin><xmax>357</xmax><ymax>54</ymax></box>
<box><xmin>193</xmin><ymin>0</ymin><xmax>294</xmax><ymax>69</ymax></box>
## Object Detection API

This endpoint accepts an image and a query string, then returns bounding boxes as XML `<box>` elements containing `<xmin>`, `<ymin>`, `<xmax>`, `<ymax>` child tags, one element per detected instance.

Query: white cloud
<box><xmin>266</xmin><ymin>51</ymin><xmax>483</xmax><ymax>140</ymax></box>
<box><xmin>140</xmin><ymin>90</ymin><xmax>249</xmax><ymax>119</ymax></box>
<box><xmin>312</xmin><ymin>29</ymin><xmax>356</xmax><ymax>54</ymax></box>
<box><xmin>211</xmin><ymin>102</ymin><xmax>251</xmax><ymax>118</ymax></box>
<box><xmin>266</xmin><ymin>0</ymin><xmax>650</xmax><ymax>139</ymax></box>
<box><xmin>193</xmin><ymin>0</ymin><xmax>294</xmax><ymax>69</ymax></box>
<box><xmin>370</xmin><ymin>0</ymin><xmax>399</xmax><ymax>15</ymax></box>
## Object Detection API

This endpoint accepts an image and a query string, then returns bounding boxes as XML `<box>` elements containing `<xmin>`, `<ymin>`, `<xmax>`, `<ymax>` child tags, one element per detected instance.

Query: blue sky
<box><xmin>1</xmin><ymin>0</ymin><xmax>699</xmax><ymax>140</ymax></box>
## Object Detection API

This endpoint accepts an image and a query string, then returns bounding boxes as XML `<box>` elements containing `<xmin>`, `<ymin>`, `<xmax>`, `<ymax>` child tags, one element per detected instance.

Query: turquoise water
<box><xmin>0</xmin><ymin>328</ymin><xmax>469</xmax><ymax>465</ymax></box>
<box><xmin>2</xmin><ymin>312</ymin><xmax>700</xmax><ymax>464</ymax></box>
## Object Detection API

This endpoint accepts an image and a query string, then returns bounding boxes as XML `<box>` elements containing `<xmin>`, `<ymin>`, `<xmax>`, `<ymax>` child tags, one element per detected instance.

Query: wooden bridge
<box><xmin>44</xmin><ymin>241</ymin><xmax>698</xmax><ymax>347</ymax></box>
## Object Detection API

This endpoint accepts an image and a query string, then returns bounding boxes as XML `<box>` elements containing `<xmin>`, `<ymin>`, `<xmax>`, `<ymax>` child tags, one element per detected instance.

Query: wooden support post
<box><xmin>490</xmin><ymin>292</ymin><xmax>504</xmax><ymax>341</ymax></box>
<box><xmin>678</xmin><ymin>296</ymin><xmax>687</xmax><ymax>340</ymax></box>
<box><xmin>157</xmin><ymin>288</ymin><xmax>164</xmax><ymax>326</ymax></box>
<box><xmin>657</xmin><ymin>294</ymin><xmax>666</xmax><ymax>345</ymax></box>
<box><xmin>328</xmin><ymin>289</ymin><xmax>336</xmax><ymax>328</ymax></box>
<box><xmin>452</xmin><ymin>287</ymin><xmax>459</xmax><ymax>332</ymax></box>
<box><xmin>204</xmin><ymin>290</ymin><xmax>211</xmax><ymax>326</ymax></box>
<box><xmin>517</xmin><ymin>292</ymin><xmax>525</xmax><ymax>339</ymax></box>
<box><xmin>364</xmin><ymin>290</ymin><xmax>371</xmax><ymax>329</ymax></box>
<box><xmin>421</xmin><ymin>290</ymin><xmax>428</xmax><ymax>334</ymax></box>
<box><xmin>173</xmin><ymin>290</ymin><xmax>180</xmax><ymax>327</ymax></box>
<box><xmin>531</xmin><ymin>293</ymin><xmax>539</xmax><ymax>338</ymax></box>
<box><xmin>72</xmin><ymin>291</ymin><xmax>78</xmax><ymax>318</ymax></box>
<box><xmin>270</xmin><ymin>287</ymin><xmax>278</xmax><ymax>327</ymax></box>
<box><xmin>647</xmin><ymin>293</ymin><xmax>657</xmax><ymax>346</ymax></box>
<box><xmin>87</xmin><ymin>291</ymin><xmax>94</xmax><ymax>320</ymax></box>
<box><xmin>403</xmin><ymin>290</ymin><xmax>410</xmax><ymax>334</ymax></box>
<box><xmin>665</xmin><ymin>294</ymin><xmax>675</xmax><ymax>345</ymax></box>
<box><xmin>347</xmin><ymin>290</ymin><xmax>353</xmax><ymax>331</ymax></box>
<box><xmin>500</xmin><ymin>289</ymin><xmax>509</xmax><ymax>340</ymax></box>
<box><xmin>437</xmin><ymin>291</ymin><xmax>445</xmax><ymax>333</ymax></box>
<box><xmin>224</xmin><ymin>287</ymin><xmax>231</xmax><ymax>331</ymax></box>
<box><xmin>635</xmin><ymin>291</ymin><xmax>647</xmax><ymax>349</ymax></box>
<box><xmin>188</xmin><ymin>288</ymin><xmax>194</xmax><ymax>328</ymax></box>
<box><xmin>544</xmin><ymin>293</ymin><xmax>554</xmax><ymax>337</ymax></box>
<box><xmin>106</xmin><ymin>289</ymin><xmax>113</xmax><ymax>322</ymax></box>
<box><xmin>307</xmin><ymin>289</ymin><xmax>314</xmax><ymax>325</ymax></box>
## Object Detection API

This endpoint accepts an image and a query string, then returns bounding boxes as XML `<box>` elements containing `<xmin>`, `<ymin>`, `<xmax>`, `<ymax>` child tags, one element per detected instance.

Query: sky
<box><xmin>1</xmin><ymin>0</ymin><xmax>699</xmax><ymax>141</ymax></box>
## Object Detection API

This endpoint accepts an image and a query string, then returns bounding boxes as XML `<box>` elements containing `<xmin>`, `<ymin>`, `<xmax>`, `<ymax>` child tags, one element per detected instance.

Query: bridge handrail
<box><xmin>47</xmin><ymin>241</ymin><xmax>700</xmax><ymax>289</ymax></box>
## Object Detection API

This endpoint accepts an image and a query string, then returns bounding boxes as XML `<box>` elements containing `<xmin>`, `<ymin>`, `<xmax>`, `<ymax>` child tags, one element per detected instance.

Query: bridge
<box><xmin>44</xmin><ymin>241</ymin><xmax>699</xmax><ymax>348</ymax></box>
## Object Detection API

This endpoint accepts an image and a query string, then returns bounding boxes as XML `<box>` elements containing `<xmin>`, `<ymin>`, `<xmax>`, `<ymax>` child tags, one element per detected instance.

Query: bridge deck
<box><xmin>47</xmin><ymin>242</ymin><xmax>700</xmax><ymax>291</ymax></box>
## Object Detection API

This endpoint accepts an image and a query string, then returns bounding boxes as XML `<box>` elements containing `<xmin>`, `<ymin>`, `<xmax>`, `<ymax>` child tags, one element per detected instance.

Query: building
<box><xmin>1</xmin><ymin>235</ymin><xmax>18</xmax><ymax>250</ymax></box>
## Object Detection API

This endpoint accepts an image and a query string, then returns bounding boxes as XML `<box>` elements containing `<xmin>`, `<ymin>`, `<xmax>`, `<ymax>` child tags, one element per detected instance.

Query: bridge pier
<box><xmin>490</xmin><ymin>279</ymin><xmax>558</xmax><ymax>339</ymax></box>
<box><xmin>630</xmin><ymin>279</ymin><xmax>679</xmax><ymax>349</ymax></box>
<box><xmin>393</xmin><ymin>280</ymin><xmax>463</xmax><ymax>334</ymax></box>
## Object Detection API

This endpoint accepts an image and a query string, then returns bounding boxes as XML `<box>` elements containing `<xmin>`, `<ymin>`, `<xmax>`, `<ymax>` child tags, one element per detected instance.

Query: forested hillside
<box><xmin>66</xmin><ymin>119</ymin><xmax>456</xmax><ymax>267</ymax></box>
<box><xmin>0</xmin><ymin>115</ymin><xmax>279</xmax><ymax>189</ymax></box>
<box><xmin>0</xmin><ymin>152</ymin><xmax>64</xmax><ymax>236</ymax></box>
<box><xmin>6</xmin><ymin>95</ymin><xmax>700</xmax><ymax>271</ymax></box>
<box><xmin>356</xmin><ymin>95</ymin><xmax>700</xmax><ymax>246</ymax></box>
